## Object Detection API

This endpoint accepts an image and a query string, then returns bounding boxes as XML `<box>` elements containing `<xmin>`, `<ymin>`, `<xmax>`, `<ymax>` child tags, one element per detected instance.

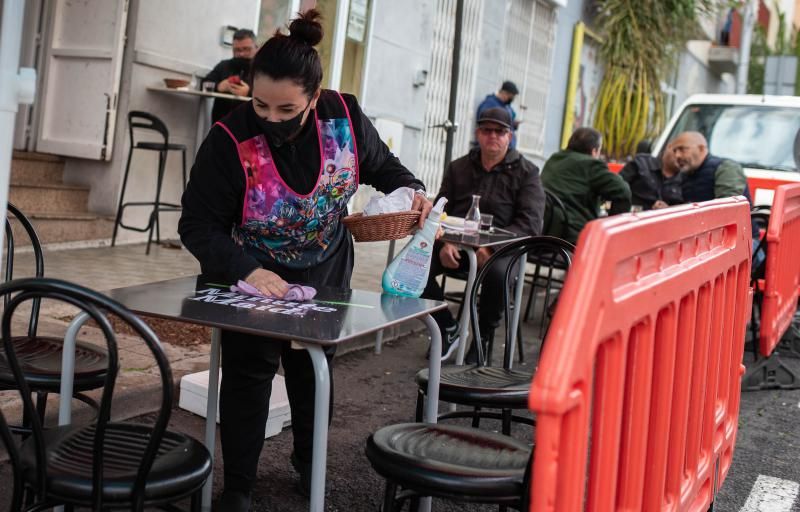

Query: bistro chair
<box><xmin>414</xmin><ymin>237</ymin><xmax>573</xmax><ymax>436</ymax></box>
<box><xmin>523</xmin><ymin>190</ymin><xmax>571</xmax><ymax>325</ymax></box>
<box><xmin>365</xmin><ymin>422</ymin><xmax>532</xmax><ymax>511</ymax></box>
<box><xmin>0</xmin><ymin>203</ymin><xmax>108</xmax><ymax>435</ymax></box>
<box><xmin>0</xmin><ymin>277</ymin><xmax>212</xmax><ymax>511</ymax></box>
<box><xmin>111</xmin><ymin>111</ymin><xmax>186</xmax><ymax>254</ymax></box>
<box><xmin>0</xmin><ymin>408</ymin><xmax>23</xmax><ymax>512</ymax></box>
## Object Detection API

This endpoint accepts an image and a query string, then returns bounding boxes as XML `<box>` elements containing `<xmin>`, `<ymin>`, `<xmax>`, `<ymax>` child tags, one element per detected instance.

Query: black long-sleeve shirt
<box><xmin>204</xmin><ymin>58</ymin><xmax>252</xmax><ymax>123</ymax></box>
<box><xmin>436</xmin><ymin>148</ymin><xmax>545</xmax><ymax>238</ymax></box>
<box><xmin>179</xmin><ymin>91</ymin><xmax>424</xmax><ymax>281</ymax></box>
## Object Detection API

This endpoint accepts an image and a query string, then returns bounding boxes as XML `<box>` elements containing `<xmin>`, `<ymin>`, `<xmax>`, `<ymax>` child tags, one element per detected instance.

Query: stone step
<box><xmin>10</xmin><ymin>150</ymin><xmax>65</xmax><ymax>186</ymax></box>
<box><xmin>9</xmin><ymin>212</ymin><xmax>114</xmax><ymax>246</ymax></box>
<box><xmin>9</xmin><ymin>183</ymin><xmax>90</xmax><ymax>214</ymax></box>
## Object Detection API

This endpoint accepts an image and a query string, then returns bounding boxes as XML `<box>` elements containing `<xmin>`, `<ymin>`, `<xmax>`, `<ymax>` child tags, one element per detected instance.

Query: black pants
<box><xmin>421</xmin><ymin>247</ymin><xmax>516</xmax><ymax>338</ymax></box>
<box><xmin>219</xmin><ymin>236</ymin><xmax>353</xmax><ymax>493</ymax></box>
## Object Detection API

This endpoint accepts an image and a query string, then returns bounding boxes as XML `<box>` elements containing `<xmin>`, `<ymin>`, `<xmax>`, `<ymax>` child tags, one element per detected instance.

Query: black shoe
<box><xmin>465</xmin><ymin>330</ymin><xmax>494</xmax><ymax>365</ymax></box>
<box><xmin>290</xmin><ymin>451</ymin><xmax>311</xmax><ymax>498</ymax></box>
<box><xmin>427</xmin><ymin>323</ymin><xmax>460</xmax><ymax>361</ymax></box>
<box><xmin>214</xmin><ymin>489</ymin><xmax>251</xmax><ymax>512</ymax></box>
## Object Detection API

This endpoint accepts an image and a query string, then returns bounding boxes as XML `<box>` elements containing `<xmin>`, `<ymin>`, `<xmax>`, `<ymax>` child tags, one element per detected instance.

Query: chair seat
<box><xmin>20</xmin><ymin>422</ymin><xmax>211</xmax><ymax>505</ymax></box>
<box><xmin>0</xmin><ymin>336</ymin><xmax>108</xmax><ymax>392</ymax></box>
<box><xmin>416</xmin><ymin>365</ymin><xmax>532</xmax><ymax>408</ymax></box>
<box><xmin>135</xmin><ymin>142</ymin><xmax>186</xmax><ymax>151</ymax></box>
<box><xmin>365</xmin><ymin>422</ymin><xmax>530</xmax><ymax>501</ymax></box>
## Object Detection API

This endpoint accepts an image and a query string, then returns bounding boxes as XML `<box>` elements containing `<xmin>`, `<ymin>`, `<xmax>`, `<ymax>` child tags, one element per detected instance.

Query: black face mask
<box><xmin>256</xmin><ymin>102</ymin><xmax>310</xmax><ymax>147</ymax></box>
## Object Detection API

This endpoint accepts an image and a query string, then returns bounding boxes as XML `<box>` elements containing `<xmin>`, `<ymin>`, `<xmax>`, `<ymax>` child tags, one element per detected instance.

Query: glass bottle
<box><xmin>464</xmin><ymin>195</ymin><xmax>481</xmax><ymax>234</ymax></box>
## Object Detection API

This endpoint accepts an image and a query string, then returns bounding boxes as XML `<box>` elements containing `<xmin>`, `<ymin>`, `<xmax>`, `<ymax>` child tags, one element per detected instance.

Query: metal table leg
<box><xmin>454</xmin><ymin>247</ymin><xmax>477</xmax><ymax>365</ymax></box>
<box><xmin>417</xmin><ymin>313</ymin><xmax>442</xmax><ymax>512</ymax></box>
<box><xmin>201</xmin><ymin>327</ymin><xmax>222</xmax><ymax>511</ymax></box>
<box><xmin>506</xmin><ymin>259</ymin><xmax>527</xmax><ymax>369</ymax></box>
<box><xmin>375</xmin><ymin>239</ymin><xmax>397</xmax><ymax>354</ymax></box>
<box><xmin>295</xmin><ymin>343</ymin><xmax>331</xmax><ymax>512</ymax></box>
<box><xmin>57</xmin><ymin>312</ymin><xmax>90</xmax><ymax>426</ymax></box>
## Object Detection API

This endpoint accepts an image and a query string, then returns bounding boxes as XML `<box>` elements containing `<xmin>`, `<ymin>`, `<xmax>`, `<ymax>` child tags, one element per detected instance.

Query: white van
<box><xmin>651</xmin><ymin>94</ymin><xmax>800</xmax><ymax>207</ymax></box>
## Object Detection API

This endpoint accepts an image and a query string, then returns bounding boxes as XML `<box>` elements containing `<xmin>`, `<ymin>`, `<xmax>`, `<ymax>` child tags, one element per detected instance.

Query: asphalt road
<box><xmin>1</xmin><ymin>331</ymin><xmax>799</xmax><ymax>511</ymax></box>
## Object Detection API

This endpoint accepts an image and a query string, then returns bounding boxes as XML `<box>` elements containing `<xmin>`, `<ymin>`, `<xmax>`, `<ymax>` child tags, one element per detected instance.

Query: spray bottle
<box><xmin>382</xmin><ymin>198</ymin><xmax>448</xmax><ymax>297</ymax></box>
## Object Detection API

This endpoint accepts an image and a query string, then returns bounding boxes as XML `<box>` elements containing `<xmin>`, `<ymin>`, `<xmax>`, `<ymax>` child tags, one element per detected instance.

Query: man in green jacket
<box><xmin>541</xmin><ymin>127</ymin><xmax>631</xmax><ymax>245</ymax></box>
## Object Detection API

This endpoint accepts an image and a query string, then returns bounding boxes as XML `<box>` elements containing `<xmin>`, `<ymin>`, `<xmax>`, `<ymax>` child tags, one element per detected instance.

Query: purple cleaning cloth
<box><xmin>231</xmin><ymin>280</ymin><xmax>317</xmax><ymax>301</ymax></box>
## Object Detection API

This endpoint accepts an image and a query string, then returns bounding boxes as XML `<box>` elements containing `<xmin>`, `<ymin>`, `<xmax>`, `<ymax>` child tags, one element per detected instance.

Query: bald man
<box><xmin>671</xmin><ymin>131</ymin><xmax>749</xmax><ymax>202</ymax></box>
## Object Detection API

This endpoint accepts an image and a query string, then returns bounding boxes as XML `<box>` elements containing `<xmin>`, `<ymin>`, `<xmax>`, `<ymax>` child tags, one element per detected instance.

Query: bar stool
<box><xmin>111</xmin><ymin>111</ymin><xmax>187</xmax><ymax>254</ymax></box>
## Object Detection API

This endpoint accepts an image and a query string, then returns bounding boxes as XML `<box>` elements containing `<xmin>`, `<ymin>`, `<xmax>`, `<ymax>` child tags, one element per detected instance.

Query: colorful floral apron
<box><xmin>219</xmin><ymin>92</ymin><xmax>359</xmax><ymax>268</ymax></box>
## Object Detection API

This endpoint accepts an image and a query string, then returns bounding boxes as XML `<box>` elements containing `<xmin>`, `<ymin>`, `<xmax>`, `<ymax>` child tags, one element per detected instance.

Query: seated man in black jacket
<box><xmin>619</xmin><ymin>143</ymin><xmax>683</xmax><ymax>210</ymax></box>
<box><xmin>204</xmin><ymin>29</ymin><xmax>258</xmax><ymax>123</ymax></box>
<box><xmin>422</xmin><ymin>107</ymin><xmax>545</xmax><ymax>361</ymax></box>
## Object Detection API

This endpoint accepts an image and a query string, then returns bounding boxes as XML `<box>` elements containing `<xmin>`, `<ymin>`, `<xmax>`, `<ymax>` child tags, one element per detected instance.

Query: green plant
<box><xmin>594</xmin><ymin>0</ymin><xmax>716</xmax><ymax>160</ymax></box>
<box><xmin>747</xmin><ymin>2</ymin><xmax>800</xmax><ymax>95</ymax></box>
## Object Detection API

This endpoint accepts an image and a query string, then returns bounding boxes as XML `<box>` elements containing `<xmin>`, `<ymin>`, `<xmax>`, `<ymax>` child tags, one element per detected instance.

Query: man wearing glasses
<box><xmin>422</xmin><ymin>107</ymin><xmax>545</xmax><ymax>362</ymax></box>
<box><xmin>204</xmin><ymin>28</ymin><xmax>258</xmax><ymax>123</ymax></box>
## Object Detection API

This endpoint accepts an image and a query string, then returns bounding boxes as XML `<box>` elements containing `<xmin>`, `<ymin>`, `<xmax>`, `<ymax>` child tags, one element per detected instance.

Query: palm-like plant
<box><xmin>594</xmin><ymin>0</ymin><xmax>717</xmax><ymax>160</ymax></box>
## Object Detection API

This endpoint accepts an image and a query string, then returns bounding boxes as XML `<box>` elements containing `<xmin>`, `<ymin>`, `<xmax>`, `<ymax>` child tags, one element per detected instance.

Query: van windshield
<box><xmin>664</xmin><ymin>104</ymin><xmax>800</xmax><ymax>172</ymax></box>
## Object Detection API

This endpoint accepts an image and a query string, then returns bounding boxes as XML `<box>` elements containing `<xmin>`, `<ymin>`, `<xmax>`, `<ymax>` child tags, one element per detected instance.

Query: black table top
<box><xmin>106</xmin><ymin>276</ymin><xmax>447</xmax><ymax>346</ymax></box>
<box><xmin>440</xmin><ymin>228</ymin><xmax>530</xmax><ymax>249</ymax></box>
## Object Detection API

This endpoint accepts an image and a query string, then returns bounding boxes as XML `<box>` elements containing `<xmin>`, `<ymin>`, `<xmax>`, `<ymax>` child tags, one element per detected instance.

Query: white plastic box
<box><xmin>179</xmin><ymin>370</ymin><xmax>291</xmax><ymax>439</ymax></box>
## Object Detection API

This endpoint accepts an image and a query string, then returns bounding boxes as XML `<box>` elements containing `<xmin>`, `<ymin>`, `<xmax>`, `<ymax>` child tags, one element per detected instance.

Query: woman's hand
<box><xmin>412</xmin><ymin>191</ymin><xmax>433</xmax><ymax>229</ymax></box>
<box><xmin>244</xmin><ymin>268</ymin><xmax>289</xmax><ymax>298</ymax></box>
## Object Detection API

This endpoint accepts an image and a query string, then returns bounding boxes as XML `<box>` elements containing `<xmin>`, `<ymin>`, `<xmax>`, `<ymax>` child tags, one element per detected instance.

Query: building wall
<box><xmin>471</xmin><ymin>0</ymin><xmax>510</xmax><ymax>137</ymax></box>
<box><xmin>541</xmin><ymin>0</ymin><xmax>586</xmax><ymax>163</ymax></box>
<box><xmin>358</xmin><ymin>0</ymin><xmax>435</xmax><ymax>171</ymax></box>
<box><xmin>673</xmin><ymin>41</ymin><xmax>735</xmax><ymax>109</ymax></box>
<box><xmin>62</xmin><ymin>0</ymin><xmax>259</xmax><ymax>243</ymax></box>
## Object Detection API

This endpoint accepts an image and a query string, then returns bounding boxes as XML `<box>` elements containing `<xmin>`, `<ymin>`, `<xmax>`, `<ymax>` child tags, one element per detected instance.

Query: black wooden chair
<box><xmin>541</xmin><ymin>189</ymin><xmax>569</xmax><ymax>239</ymax></box>
<box><xmin>111</xmin><ymin>111</ymin><xmax>186</xmax><ymax>254</ymax></box>
<box><xmin>524</xmin><ymin>190</ymin><xmax>572</xmax><ymax>324</ymax></box>
<box><xmin>0</xmin><ymin>408</ymin><xmax>23</xmax><ymax>512</ymax></box>
<box><xmin>414</xmin><ymin>237</ymin><xmax>573</xmax><ymax>437</ymax></box>
<box><xmin>0</xmin><ymin>204</ymin><xmax>108</xmax><ymax>435</ymax></box>
<box><xmin>365</xmin><ymin>422</ymin><xmax>532</xmax><ymax>511</ymax></box>
<box><xmin>0</xmin><ymin>278</ymin><xmax>212</xmax><ymax>511</ymax></box>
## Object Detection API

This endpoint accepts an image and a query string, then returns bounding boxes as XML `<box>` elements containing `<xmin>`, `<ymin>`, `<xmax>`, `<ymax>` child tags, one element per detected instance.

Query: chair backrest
<box><xmin>128</xmin><ymin>110</ymin><xmax>169</xmax><ymax>146</ymax></box>
<box><xmin>750</xmin><ymin>209</ymin><xmax>770</xmax><ymax>280</ymax></box>
<box><xmin>758</xmin><ymin>183</ymin><xmax>800</xmax><ymax>357</ymax></box>
<box><xmin>4</xmin><ymin>203</ymin><xmax>44</xmax><ymax>337</ymax></box>
<box><xmin>528</xmin><ymin>198</ymin><xmax>753</xmax><ymax>512</ymax></box>
<box><xmin>468</xmin><ymin>236</ymin><xmax>573</xmax><ymax>368</ymax></box>
<box><xmin>0</xmin><ymin>277</ymin><xmax>174</xmax><ymax>511</ymax></box>
<box><xmin>542</xmin><ymin>189</ymin><xmax>569</xmax><ymax>239</ymax></box>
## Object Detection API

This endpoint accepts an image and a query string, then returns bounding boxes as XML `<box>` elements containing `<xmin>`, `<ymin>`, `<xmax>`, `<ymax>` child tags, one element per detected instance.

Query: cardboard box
<box><xmin>179</xmin><ymin>370</ymin><xmax>291</xmax><ymax>439</ymax></box>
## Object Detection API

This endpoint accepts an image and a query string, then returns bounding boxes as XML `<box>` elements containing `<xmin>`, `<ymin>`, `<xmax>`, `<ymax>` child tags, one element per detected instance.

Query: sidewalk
<box><xmin>0</xmin><ymin>239</ymin><xmax>418</xmax><ymax>426</ymax></box>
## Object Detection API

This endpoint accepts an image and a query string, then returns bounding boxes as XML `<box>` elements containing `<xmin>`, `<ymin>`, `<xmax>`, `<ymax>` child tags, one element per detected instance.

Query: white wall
<box><xmin>673</xmin><ymin>41</ymin><xmax>735</xmax><ymax>110</ymax></box>
<box><xmin>62</xmin><ymin>0</ymin><xmax>260</xmax><ymax>243</ymax></box>
<box><xmin>359</xmin><ymin>0</ymin><xmax>435</xmax><ymax>171</ymax></box>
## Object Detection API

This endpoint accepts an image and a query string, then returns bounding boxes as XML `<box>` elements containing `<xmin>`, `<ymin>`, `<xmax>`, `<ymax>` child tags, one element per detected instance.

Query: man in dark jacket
<box><xmin>204</xmin><ymin>29</ymin><xmax>258</xmax><ymax>123</ymax></box>
<box><xmin>619</xmin><ymin>143</ymin><xmax>683</xmax><ymax>210</ymax></box>
<box><xmin>541</xmin><ymin>127</ymin><xmax>631</xmax><ymax>245</ymax></box>
<box><xmin>422</xmin><ymin>107</ymin><xmax>545</xmax><ymax>361</ymax></box>
<box><xmin>476</xmin><ymin>81</ymin><xmax>520</xmax><ymax>148</ymax></box>
<box><xmin>671</xmin><ymin>131</ymin><xmax>748</xmax><ymax>202</ymax></box>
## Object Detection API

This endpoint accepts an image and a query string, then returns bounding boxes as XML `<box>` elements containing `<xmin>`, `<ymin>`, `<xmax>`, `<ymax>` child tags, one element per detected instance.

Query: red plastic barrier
<box><xmin>529</xmin><ymin>198</ymin><xmax>752</xmax><ymax>512</ymax></box>
<box><xmin>758</xmin><ymin>183</ymin><xmax>800</xmax><ymax>357</ymax></box>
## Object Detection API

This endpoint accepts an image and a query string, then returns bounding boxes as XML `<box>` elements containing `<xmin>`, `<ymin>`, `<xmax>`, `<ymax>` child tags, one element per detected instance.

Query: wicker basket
<box><xmin>342</xmin><ymin>211</ymin><xmax>421</xmax><ymax>242</ymax></box>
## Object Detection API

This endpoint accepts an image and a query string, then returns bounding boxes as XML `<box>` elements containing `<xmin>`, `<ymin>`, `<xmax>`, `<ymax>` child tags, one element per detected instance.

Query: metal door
<box><xmin>35</xmin><ymin>0</ymin><xmax>129</xmax><ymax>160</ymax></box>
<box><xmin>417</xmin><ymin>0</ymin><xmax>484</xmax><ymax>194</ymax></box>
<box><xmin>501</xmin><ymin>0</ymin><xmax>556</xmax><ymax>158</ymax></box>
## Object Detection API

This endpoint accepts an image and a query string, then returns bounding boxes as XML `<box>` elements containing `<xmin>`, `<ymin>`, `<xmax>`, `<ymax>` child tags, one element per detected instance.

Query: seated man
<box><xmin>204</xmin><ymin>28</ymin><xmax>258</xmax><ymax>123</ymax></box>
<box><xmin>670</xmin><ymin>131</ymin><xmax>749</xmax><ymax>202</ymax></box>
<box><xmin>619</xmin><ymin>143</ymin><xmax>682</xmax><ymax>210</ymax></box>
<box><xmin>540</xmin><ymin>127</ymin><xmax>631</xmax><ymax>244</ymax></box>
<box><xmin>422</xmin><ymin>107</ymin><xmax>545</xmax><ymax>361</ymax></box>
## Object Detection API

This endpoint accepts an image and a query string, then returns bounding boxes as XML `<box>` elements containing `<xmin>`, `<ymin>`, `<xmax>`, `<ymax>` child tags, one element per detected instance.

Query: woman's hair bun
<box><xmin>288</xmin><ymin>9</ymin><xmax>323</xmax><ymax>47</ymax></box>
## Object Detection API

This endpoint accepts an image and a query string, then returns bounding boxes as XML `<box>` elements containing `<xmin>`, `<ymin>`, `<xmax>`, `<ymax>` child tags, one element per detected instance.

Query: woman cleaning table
<box><xmin>178</xmin><ymin>10</ymin><xmax>432</xmax><ymax>511</ymax></box>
